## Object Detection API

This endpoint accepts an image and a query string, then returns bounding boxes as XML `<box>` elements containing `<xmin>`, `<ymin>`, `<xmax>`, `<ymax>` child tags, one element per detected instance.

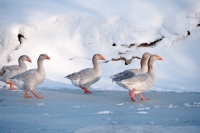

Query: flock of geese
<box><xmin>0</xmin><ymin>53</ymin><xmax>162</xmax><ymax>101</ymax></box>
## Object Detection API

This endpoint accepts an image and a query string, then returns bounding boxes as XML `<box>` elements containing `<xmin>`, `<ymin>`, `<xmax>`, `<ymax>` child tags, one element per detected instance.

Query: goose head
<box><xmin>149</xmin><ymin>54</ymin><xmax>163</xmax><ymax>62</ymax></box>
<box><xmin>39</xmin><ymin>54</ymin><xmax>50</xmax><ymax>60</ymax></box>
<box><xmin>19</xmin><ymin>55</ymin><xmax>32</xmax><ymax>63</ymax></box>
<box><xmin>93</xmin><ymin>54</ymin><xmax>105</xmax><ymax>60</ymax></box>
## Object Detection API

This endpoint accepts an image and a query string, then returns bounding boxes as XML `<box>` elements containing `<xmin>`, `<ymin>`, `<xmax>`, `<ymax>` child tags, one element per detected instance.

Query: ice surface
<box><xmin>0</xmin><ymin>88</ymin><xmax>200</xmax><ymax>132</ymax></box>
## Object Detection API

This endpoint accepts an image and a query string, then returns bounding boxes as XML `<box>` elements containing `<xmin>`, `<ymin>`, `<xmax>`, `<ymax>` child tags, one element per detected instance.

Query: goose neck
<box><xmin>147</xmin><ymin>58</ymin><xmax>155</xmax><ymax>75</ymax></box>
<box><xmin>140</xmin><ymin>58</ymin><xmax>148</xmax><ymax>71</ymax></box>
<box><xmin>37</xmin><ymin>59</ymin><xmax>45</xmax><ymax>72</ymax></box>
<box><xmin>92</xmin><ymin>57</ymin><xmax>100</xmax><ymax>70</ymax></box>
<box><xmin>18</xmin><ymin>59</ymin><xmax>26</xmax><ymax>69</ymax></box>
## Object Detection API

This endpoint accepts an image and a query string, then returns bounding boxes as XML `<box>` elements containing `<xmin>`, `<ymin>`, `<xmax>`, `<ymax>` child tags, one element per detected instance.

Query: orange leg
<box><xmin>129</xmin><ymin>89</ymin><xmax>137</xmax><ymax>101</ymax></box>
<box><xmin>9</xmin><ymin>84</ymin><xmax>17</xmax><ymax>90</ymax></box>
<box><xmin>30</xmin><ymin>90</ymin><xmax>43</xmax><ymax>99</ymax></box>
<box><xmin>81</xmin><ymin>87</ymin><xmax>91</xmax><ymax>94</ymax></box>
<box><xmin>139</xmin><ymin>93</ymin><xmax>149</xmax><ymax>100</ymax></box>
<box><xmin>6</xmin><ymin>81</ymin><xmax>17</xmax><ymax>90</ymax></box>
<box><xmin>24</xmin><ymin>92</ymin><xmax>31</xmax><ymax>98</ymax></box>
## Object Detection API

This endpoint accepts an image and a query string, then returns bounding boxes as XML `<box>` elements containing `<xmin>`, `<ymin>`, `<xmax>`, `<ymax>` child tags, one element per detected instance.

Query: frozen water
<box><xmin>0</xmin><ymin>88</ymin><xmax>200</xmax><ymax>132</ymax></box>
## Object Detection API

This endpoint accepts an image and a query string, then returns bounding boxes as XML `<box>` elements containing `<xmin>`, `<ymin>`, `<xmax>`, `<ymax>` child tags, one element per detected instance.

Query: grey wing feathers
<box><xmin>0</xmin><ymin>65</ymin><xmax>21</xmax><ymax>76</ymax></box>
<box><xmin>4</xmin><ymin>65</ymin><xmax>20</xmax><ymax>72</ymax></box>
<box><xmin>66</xmin><ymin>68</ymin><xmax>92</xmax><ymax>80</ymax></box>
<box><xmin>122</xmin><ymin>73</ymin><xmax>151</xmax><ymax>85</ymax></box>
<box><xmin>12</xmin><ymin>69</ymin><xmax>36</xmax><ymax>80</ymax></box>
<box><xmin>111</xmin><ymin>70</ymin><xmax>135</xmax><ymax>82</ymax></box>
<box><xmin>65</xmin><ymin>72</ymin><xmax>79</xmax><ymax>80</ymax></box>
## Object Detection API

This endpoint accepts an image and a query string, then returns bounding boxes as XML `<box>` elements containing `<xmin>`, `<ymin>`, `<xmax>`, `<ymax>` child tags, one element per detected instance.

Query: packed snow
<box><xmin>0</xmin><ymin>0</ymin><xmax>200</xmax><ymax>132</ymax></box>
<box><xmin>0</xmin><ymin>0</ymin><xmax>200</xmax><ymax>92</ymax></box>
<box><xmin>95</xmin><ymin>111</ymin><xmax>113</xmax><ymax>115</ymax></box>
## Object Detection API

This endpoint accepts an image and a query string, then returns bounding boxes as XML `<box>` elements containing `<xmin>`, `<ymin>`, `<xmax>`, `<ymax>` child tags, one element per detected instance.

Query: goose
<box><xmin>6</xmin><ymin>54</ymin><xmax>50</xmax><ymax>98</ymax></box>
<box><xmin>65</xmin><ymin>54</ymin><xmax>105</xmax><ymax>94</ymax></box>
<box><xmin>0</xmin><ymin>55</ymin><xmax>31</xmax><ymax>90</ymax></box>
<box><xmin>110</xmin><ymin>52</ymin><xmax>151</xmax><ymax>88</ymax></box>
<box><xmin>120</xmin><ymin>54</ymin><xmax>163</xmax><ymax>101</ymax></box>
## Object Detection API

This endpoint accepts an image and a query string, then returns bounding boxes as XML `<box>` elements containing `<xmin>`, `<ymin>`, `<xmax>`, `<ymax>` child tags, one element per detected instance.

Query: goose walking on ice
<box><xmin>65</xmin><ymin>54</ymin><xmax>105</xmax><ymax>94</ymax></box>
<box><xmin>7</xmin><ymin>54</ymin><xmax>50</xmax><ymax>98</ymax></box>
<box><xmin>120</xmin><ymin>54</ymin><xmax>163</xmax><ymax>101</ymax></box>
<box><xmin>0</xmin><ymin>55</ymin><xmax>31</xmax><ymax>90</ymax></box>
<box><xmin>110</xmin><ymin>52</ymin><xmax>151</xmax><ymax>88</ymax></box>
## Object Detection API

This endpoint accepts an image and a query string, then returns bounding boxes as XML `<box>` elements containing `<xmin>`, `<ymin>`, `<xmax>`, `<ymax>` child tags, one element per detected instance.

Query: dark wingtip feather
<box><xmin>0</xmin><ymin>66</ymin><xmax>6</xmax><ymax>76</ymax></box>
<box><xmin>64</xmin><ymin>76</ymin><xmax>69</xmax><ymax>78</ymax></box>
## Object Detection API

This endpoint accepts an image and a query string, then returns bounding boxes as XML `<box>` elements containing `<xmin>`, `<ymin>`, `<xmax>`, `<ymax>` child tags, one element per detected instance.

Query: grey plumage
<box><xmin>0</xmin><ymin>55</ymin><xmax>31</xmax><ymax>83</ymax></box>
<box><xmin>110</xmin><ymin>52</ymin><xmax>151</xmax><ymax>88</ymax></box>
<box><xmin>9</xmin><ymin>54</ymin><xmax>50</xmax><ymax>98</ymax></box>
<box><xmin>120</xmin><ymin>54</ymin><xmax>163</xmax><ymax>94</ymax></box>
<box><xmin>65</xmin><ymin>54</ymin><xmax>105</xmax><ymax>93</ymax></box>
<box><xmin>0</xmin><ymin>66</ymin><xmax>6</xmax><ymax>76</ymax></box>
<box><xmin>110</xmin><ymin>70</ymin><xmax>136</xmax><ymax>82</ymax></box>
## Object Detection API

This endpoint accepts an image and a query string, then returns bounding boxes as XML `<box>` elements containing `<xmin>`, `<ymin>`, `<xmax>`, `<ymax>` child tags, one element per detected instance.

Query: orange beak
<box><xmin>28</xmin><ymin>59</ymin><xmax>32</xmax><ymax>63</ymax></box>
<box><xmin>158</xmin><ymin>56</ymin><xmax>163</xmax><ymax>60</ymax></box>
<box><xmin>100</xmin><ymin>55</ymin><xmax>105</xmax><ymax>60</ymax></box>
<box><xmin>46</xmin><ymin>55</ymin><xmax>50</xmax><ymax>60</ymax></box>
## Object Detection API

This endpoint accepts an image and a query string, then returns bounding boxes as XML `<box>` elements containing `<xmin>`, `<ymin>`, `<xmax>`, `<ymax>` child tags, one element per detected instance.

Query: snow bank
<box><xmin>0</xmin><ymin>0</ymin><xmax>200</xmax><ymax>92</ymax></box>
